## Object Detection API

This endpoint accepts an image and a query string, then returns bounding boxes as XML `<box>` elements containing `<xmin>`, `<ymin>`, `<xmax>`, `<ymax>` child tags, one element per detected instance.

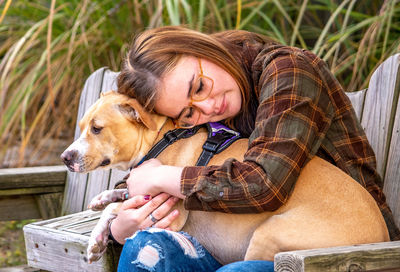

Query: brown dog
<box><xmin>61</xmin><ymin>91</ymin><xmax>389</xmax><ymax>264</ymax></box>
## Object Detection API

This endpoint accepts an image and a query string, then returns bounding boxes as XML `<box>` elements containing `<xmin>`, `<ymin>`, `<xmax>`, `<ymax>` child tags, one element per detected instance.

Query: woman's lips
<box><xmin>217</xmin><ymin>95</ymin><xmax>226</xmax><ymax>115</ymax></box>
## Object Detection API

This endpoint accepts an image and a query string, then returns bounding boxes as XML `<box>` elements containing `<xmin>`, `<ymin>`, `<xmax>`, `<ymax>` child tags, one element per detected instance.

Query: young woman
<box><xmin>109</xmin><ymin>26</ymin><xmax>399</xmax><ymax>271</ymax></box>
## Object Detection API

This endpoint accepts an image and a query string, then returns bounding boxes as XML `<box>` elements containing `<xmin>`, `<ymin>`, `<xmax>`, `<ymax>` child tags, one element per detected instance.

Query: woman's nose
<box><xmin>192</xmin><ymin>98</ymin><xmax>215</xmax><ymax>115</ymax></box>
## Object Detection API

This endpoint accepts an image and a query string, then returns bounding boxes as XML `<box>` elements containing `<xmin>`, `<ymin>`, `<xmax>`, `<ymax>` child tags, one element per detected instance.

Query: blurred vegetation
<box><xmin>0</xmin><ymin>0</ymin><xmax>399</xmax><ymax>167</ymax></box>
<box><xmin>0</xmin><ymin>220</ymin><xmax>37</xmax><ymax>267</ymax></box>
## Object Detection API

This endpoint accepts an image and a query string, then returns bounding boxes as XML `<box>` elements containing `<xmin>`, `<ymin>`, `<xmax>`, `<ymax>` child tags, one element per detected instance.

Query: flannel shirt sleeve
<box><xmin>181</xmin><ymin>47</ymin><xmax>336</xmax><ymax>213</ymax></box>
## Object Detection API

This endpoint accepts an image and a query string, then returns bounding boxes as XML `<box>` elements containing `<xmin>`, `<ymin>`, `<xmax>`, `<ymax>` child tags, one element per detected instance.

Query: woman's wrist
<box><xmin>108</xmin><ymin>220</ymin><xmax>122</xmax><ymax>245</ymax></box>
<box><xmin>109</xmin><ymin>219</ymin><xmax>126</xmax><ymax>245</ymax></box>
<box><xmin>159</xmin><ymin>165</ymin><xmax>185</xmax><ymax>199</ymax></box>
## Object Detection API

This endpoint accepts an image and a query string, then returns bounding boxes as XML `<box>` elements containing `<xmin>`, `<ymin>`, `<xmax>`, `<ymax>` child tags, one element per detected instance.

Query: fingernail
<box><xmin>144</xmin><ymin>195</ymin><xmax>151</xmax><ymax>200</ymax></box>
<box><xmin>172</xmin><ymin>210</ymin><xmax>179</xmax><ymax>216</ymax></box>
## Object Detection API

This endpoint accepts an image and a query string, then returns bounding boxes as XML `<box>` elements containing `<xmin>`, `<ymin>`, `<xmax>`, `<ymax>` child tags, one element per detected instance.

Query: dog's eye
<box><xmin>91</xmin><ymin>125</ymin><xmax>103</xmax><ymax>135</ymax></box>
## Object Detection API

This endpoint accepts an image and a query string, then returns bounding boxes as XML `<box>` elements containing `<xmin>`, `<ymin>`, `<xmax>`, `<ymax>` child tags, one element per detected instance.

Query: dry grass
<box><xmin>0</xmin><ymin>0</ymin><xmax>399</xmax><ymax>167</ymax></box>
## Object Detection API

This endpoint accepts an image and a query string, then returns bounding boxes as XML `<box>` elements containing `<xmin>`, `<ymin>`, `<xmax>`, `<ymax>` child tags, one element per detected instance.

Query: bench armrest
<box><xmin>0</xmin><ymin>165</ymin><xmax>67</xmax><ymax>220</ymax></box>
<box><xmin>274</xmin><ymin>241</ymin><xmax>400</xmax><ymax>271</ymax></box>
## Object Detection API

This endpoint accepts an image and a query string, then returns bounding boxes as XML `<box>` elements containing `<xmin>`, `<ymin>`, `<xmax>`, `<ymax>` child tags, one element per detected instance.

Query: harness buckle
<box><xmin>202</xmin><ymin>140</ymin><xmax>219</xmax><ymax>153</ymax></box>
<box><xmin>202</xmin><ymin>131</ymin><xmax>237</xmax><ymax>153</ymax></box>
<box><xmin>163</xmin><ymin>130</ymin><xmax>178</xmax><ymax>144</ymax></box>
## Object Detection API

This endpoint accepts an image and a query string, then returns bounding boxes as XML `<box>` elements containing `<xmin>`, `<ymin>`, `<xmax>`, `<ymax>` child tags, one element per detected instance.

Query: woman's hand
<box><xmin>127</xmin><ymin>159</ymin><xmax>185</xmax><ymax>199</ymax></box>
<box><xmin>110</xmin><ymin>193</ymin><xmax>180</xmax><ymax>244</ymax></box>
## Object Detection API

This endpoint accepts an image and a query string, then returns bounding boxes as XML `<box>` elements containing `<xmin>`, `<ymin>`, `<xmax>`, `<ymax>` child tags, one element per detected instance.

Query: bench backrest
<box><xmin>62</xmin><ymin>55</ymin><xmax>400</xmax><ymax>228</ymax></box>
<box><xmin>346</xmin><ymin>53</ymin><xmax>400</xmax><ymax>228</ymax></box>
<box><xmin>62</xmin><ymin>69</ymin><xmax>129</xmax><ymax>214</ymax></box>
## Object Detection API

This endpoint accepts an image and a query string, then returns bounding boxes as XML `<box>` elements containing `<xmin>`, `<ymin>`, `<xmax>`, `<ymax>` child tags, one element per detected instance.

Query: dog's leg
<box><xmin>87</xmin><ymin>202</ymin><xmax>122</xmax><ymax>263</ymax></box>
<box><xmin>88</xmin><ymin>189</ymin><xmax>129</xmax><ymax>211</ymax></box>
<box><xmin>244</xmin><ymin>216</ymin><xmax>282</xmax><ymax>262</ymax></box>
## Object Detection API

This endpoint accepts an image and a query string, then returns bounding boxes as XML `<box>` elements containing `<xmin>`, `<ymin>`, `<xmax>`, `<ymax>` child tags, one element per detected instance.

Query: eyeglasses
<box><xmin>175</xmin><ymin>58</ymin><xmax>214</xmax><ymax>129</ymax></box>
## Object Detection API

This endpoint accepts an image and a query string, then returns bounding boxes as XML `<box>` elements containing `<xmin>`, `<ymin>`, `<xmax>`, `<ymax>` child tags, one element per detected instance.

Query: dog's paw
<box><xmin>88</xmin><ymin>189</ymin><xmax>129</xmax><ymax>211</ymax></box>
<box><xmin>87</xmin><ymin>204</ymin><xmax>120</xmax><ymax>263</ymax></box>
<box><xmin>87</xmin><ymin>231</ymin><xmax>109</xmax><ymax>263</ymax></box>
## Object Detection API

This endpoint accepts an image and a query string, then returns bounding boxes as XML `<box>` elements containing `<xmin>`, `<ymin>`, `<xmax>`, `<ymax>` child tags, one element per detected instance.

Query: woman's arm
<box><xmin>126</xmin><ymin>159</ymin><xmax>186</xmax><ymax>199</ymax></box>
<box><xmin>181</xmin><ymin>47</ymin><xmax>337</xmax><ymax>213</ymax></box>
<box><xmin>126</xmin><ymin>47</ymin><xmax>338</xmax><ymax>214</ymax></box>
<box><xmin>110</xmin><ymin>193</ymin><xmax>180</xmax><ymax>244</ymax></box>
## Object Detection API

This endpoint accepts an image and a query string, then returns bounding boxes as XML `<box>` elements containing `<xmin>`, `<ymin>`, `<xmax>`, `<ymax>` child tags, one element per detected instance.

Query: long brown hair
<box><xmin>117</xmin><ymin>26</ymin><xmax>275</xmax><ymax>136</ymax></box>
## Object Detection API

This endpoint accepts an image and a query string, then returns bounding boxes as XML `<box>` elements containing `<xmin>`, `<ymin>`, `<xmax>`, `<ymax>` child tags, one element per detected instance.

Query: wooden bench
<box><xmin>0</xmin><ymin>166</ymin><xmax>66</xmax><ymax>221</ymax></box>
<box><xmin>23</xmin><ymin>54</ymin><xmax>400</xmax><ymax>271</ymax></box>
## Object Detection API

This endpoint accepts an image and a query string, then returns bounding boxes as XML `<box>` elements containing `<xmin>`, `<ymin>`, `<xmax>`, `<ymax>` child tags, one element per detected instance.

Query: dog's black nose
<box><xmin>61</xmin><ymin>150</ymin><xmax>78</xmax><ymax>166</ymax></box>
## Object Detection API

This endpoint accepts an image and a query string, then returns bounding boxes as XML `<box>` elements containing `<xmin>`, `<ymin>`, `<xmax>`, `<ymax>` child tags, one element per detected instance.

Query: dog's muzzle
<box><xmin>61</xmin><ymin>150</ymin><xmax>79</xmax><ymax>171</ymax></box>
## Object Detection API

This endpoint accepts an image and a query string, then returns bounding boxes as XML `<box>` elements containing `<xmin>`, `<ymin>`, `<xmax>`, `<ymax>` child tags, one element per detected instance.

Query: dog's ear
<box><xmin>118</xmin><ymin>99</ymin><xmax>157</xmax><ymax>131</ymax></box>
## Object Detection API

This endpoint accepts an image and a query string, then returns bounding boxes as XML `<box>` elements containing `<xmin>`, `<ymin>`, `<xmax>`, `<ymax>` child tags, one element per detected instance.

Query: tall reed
<box><xmin>0</xmin><ymin>0</ymin><xmax>399</xmax><ymax>167</ymax></box>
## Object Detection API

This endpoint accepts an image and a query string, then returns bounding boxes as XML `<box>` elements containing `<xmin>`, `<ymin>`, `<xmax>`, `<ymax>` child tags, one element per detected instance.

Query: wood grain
<box><xmin>275</xmin><ymin>241</ymin><xmax>400</xmax><ymax>272</ymax></box>
<box><xmin>24</xmin><ymin>210</ymin><xmax>120</xmax><ymax>272</ymax></box>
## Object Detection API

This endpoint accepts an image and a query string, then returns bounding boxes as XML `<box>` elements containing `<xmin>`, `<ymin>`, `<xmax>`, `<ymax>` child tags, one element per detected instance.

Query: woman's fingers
<box><xmin>118</xmin><ymin>193</ymin><xmax>180</xmax><ymax>230</ymax></box>
<box><xmin>121</xmin><ymin>195</ymin><xmax>151</xmax><ymax>210</ymax></box>
<box><xmin>149</xmin><ymin>196</ymin><xmax>179</xmax><ymax>221</ymax></box>
<box><xmin>153</xmin><ymin>209</ymin><xmax>180</xmax><ymax>230</ymax></box>
<box><xmin>140</xmin><ymin>194</ymin><xmax>180</xmax><ymax>228</ymax></box>
<box><xmin>139</xmin><ymin>193</ymin><xmax>172</xmax><ymax>215</ymax></box>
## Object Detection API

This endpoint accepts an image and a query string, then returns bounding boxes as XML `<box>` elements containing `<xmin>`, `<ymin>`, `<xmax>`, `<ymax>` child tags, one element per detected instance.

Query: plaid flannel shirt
<box><xmin>181</xmin><ymin>43</ymin><xmax>400</xmax><ymax>241</ymax></box>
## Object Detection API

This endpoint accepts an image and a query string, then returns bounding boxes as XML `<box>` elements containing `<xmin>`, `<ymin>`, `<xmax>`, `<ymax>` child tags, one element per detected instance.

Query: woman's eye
<box><xmin>91</xmin><ymin>126</ymin><xmax>103</xmax><ymax>135</ymax></box>
<box><xmin>195</xmin><ymin>79</ymin><xmax>204</xmax><ymax>95</ymax></box>
<box><xmin>184</xmin><ymin>107</ymin><xmax>194</xmax><ymax>119</ymax></box>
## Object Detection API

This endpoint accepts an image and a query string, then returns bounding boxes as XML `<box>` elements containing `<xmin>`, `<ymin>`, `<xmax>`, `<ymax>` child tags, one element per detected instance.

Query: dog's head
<box><xmin>61</xmin><ymin>91</ymin><xmax>167</xmax><ymax>172</ymax></box>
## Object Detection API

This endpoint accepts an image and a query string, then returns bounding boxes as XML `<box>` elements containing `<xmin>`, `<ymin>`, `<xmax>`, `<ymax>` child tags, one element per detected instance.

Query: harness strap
<box><xmin>138</xmin><ymin>126</ymin><xmax>202</xmax><ymax>165</ymax></box>
<box><xmin>115</xmin><ymin>123</ymin><xmax>240</xmax><ymax>188</ymax></box>
<box><xmin>196</xmin><ymin>122</ymin><xmax>241</xmax><ymax>166</ymax></box>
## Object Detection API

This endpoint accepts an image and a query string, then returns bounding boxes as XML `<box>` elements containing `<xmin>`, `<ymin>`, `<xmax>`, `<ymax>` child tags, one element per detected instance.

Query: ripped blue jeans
<box><xmin>117</xmin><ymin>228</ymin><xmax>274</xmax><ymax>272</ymax></box>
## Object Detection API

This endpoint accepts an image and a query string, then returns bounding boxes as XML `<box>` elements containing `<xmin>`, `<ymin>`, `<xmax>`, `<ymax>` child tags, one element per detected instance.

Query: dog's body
<box><xmin>61</xmin><ymin>91</ymin><xmax>389</xmax><ymax>264</ymax></box>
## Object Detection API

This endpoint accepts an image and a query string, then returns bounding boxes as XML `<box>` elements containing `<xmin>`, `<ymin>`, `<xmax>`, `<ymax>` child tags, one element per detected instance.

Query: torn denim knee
<box><xmin>147</xmin><ymin>228</ymin><xmax>204</xmax><ymax>259</ymax></box>
<box><xmin>132</xmin><ymin>243</ymin><xmax>164</xmax><ymax>272</ymax></box>
<box><xmin>119</xmin><ymin>228</ymin><xmax>222</xmax><ymax>272</ymax></box>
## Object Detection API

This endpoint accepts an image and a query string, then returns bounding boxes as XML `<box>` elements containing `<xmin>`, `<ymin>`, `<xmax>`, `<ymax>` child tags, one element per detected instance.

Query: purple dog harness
<box><xmin>196</xmin><ymin>122</ymin><xmax>241</xmax><ymax>166</ymax></box>
<box><xmin>113</xmin><ymin>122</ymin><xmax>241</xmax><ymax>189</ymax></box>
<box><xmin>138</xmin><ymin>122</ymin><xmax>241</xmax><ymax>167</ymax></box>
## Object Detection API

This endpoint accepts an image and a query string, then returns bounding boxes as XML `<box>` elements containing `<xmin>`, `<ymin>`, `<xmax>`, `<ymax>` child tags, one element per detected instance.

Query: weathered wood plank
<box><xmin>35</xmin><ymin>193</ymin><xmax>63</xmax><ymax>219</ymax></box>
<box><xmin>345</xmin><ymin>89</ymin><xmax>367</xmax><ymax>120</ymax></box>
<box><xmin>0</xmin><ymin>196</ymin><xmax>41</xmax><ymax>220</ymax></box>
<box><xmin>0</xmin><ymin>192</ymin><xmax>64</xmax><ymax>220</ymax></box>
<box><xmin>0</xmin><ymin>265</ymin><xmax>41</xmax><ymax>272</ymax></box>
<box><xmin>100</xmin><ymin>69</ymin><xmax>119</xmax><ymax>92</ymax></box>
<box><xmin>0</xmin><ymin>186</ymin><xmax>64</xmax><ymax>196</ymax></box>
<box><xmin>24</xmin><ymin>210</ymin><xmax>121</xmax><ymax>272</ymax></box>
<box><xmin>274</xmin><ymin>241</ymin><xmax>400</xmax><ymax>272</ymax></box>
<box><xmin>383</xmin><ymin>54</ymin><xmax>400</xmax><ymax>228</ymax></box>
<box><xmin>109</xmin><ymin>169</ymin><xmax>129</xmax><ymax>190</ymax></box>
<box><xmin>63</xmin><ymin>67</ymin><xmax>107</xmax><ymax>215</ymax></box>
<box><xmin>42</xmin><ymin>209</ymin><xmax>101</xmax><ymax>229</ymax></box>
<box><xmin>0</xmin><ymin>165</ymin><xmax>66</xmax><ymax>189</ymax></box>
<box><xmin>83</xmin><ymin>169</ymin><xmax>111</xmax><ymax>213</ymax></box>
<box><xmin>361</xmin><ymin>53</ymin><xmax>400</xmax><ymax>178</ymax></box>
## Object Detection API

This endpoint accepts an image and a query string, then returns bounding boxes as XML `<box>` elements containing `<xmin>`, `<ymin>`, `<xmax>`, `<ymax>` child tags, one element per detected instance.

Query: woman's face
<box><xmin>154</xmin><ymin>56</ymin><xmax>242</xmax><ymax>126</ymax></box>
